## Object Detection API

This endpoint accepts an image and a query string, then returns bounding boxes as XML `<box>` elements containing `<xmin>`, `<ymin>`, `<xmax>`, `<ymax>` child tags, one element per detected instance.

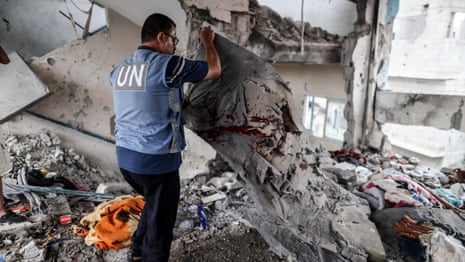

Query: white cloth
<box><xmin>0</xmin><ymin>130</ymin><xmax>12</xmax><ymax>176</ymax></box>
<box><xmin>420</xmin><ymin>229</ymin><xmax>465</xmax><ymax>262</ymax></box>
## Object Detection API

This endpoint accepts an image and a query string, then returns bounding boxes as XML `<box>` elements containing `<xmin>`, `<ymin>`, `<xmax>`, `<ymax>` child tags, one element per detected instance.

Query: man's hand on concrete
<box><xmin>200</xmin><ymin>26</ymin><xmax>215</xmax><ymax>44</ymax></box>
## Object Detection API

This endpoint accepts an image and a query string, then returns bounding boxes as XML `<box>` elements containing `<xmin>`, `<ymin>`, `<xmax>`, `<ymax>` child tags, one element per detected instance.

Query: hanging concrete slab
<box><xmin>0</xmin><ymin>52</ymin><xmax>50</xmax><ymax>123</ymax></box>
<box><xmin>184</xmin><ymin>35</ymin><xmax>385</xmax><ymax>261</ymax></box>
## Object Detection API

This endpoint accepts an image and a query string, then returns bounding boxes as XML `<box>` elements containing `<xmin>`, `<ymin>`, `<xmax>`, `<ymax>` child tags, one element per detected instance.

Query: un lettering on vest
<box><xmin>115</xmin><ymin>63</ymin><xmax>148</xmax><ymax>91</ymax></box>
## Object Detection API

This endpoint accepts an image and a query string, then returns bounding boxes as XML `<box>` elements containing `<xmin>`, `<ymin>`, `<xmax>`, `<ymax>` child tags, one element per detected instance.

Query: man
<box><xmin>0</xmin><ymin>45</ymin><xmax>26</xmax><ymax>223</ymax></box>
<box><xmin>109</xmin><ymin>13</ymin><xmax>221</xmax><ymax>262</ymax></box>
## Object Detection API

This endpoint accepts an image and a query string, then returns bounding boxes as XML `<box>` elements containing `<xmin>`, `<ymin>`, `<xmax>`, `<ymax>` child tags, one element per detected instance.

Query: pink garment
<box><xmin>386</xmin><ymin>174</ymin><xmax>442</xmax><ymax>207</ymax></box>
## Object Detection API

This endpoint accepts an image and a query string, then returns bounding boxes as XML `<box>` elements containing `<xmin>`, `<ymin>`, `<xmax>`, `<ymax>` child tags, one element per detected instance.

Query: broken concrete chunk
<box><xmin>19</xmin><ymin>240</ymin><xmax>46</xmax><ymax>262</ymax></box>
<box><xmin>96</xmin><ymin>182</ymin><xmax>133</xmax><ymax>194</ymax></box>
<box><xmin>331</xmin><ymin>205</ymin><xmax>385</xmax><ymax>261</ymax></box>
<box><xmin>201</xmin><ymin>192</ymin><xmax>227</xmax><ymax>204</ymax></box>
<box><xmin>322</xmin><ymin>162</ymin><xmax>357</xmax><ymax>184</ymax></box>
<box><xmin>43</xmin><ymin>195</ymin><xmax>72</xmax><ymax>216</ymax></box>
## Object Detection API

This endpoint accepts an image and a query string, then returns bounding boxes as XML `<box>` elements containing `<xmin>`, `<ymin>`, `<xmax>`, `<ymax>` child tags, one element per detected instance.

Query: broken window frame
<box><xmin>447</xmin><ymin>11</ymin><xmax>465</xmax><ymax>40</ymax></box>
<box><xmin>59</xmin><ymin>0</ymin><xmax>108</xmax><ymax>39</ymax></box>
<box><xmin>302</xmin><ymin>95</ymin><xmax>346</xmax><ymax>142</ymax></box>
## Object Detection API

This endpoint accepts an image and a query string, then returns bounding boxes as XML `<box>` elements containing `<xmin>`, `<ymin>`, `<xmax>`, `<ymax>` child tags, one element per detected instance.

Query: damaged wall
<box><xmin>376</xmin><ymin>0</ymin><xmax>465</xmax><ymax>168</ymax></box>
<box><xmin>1</xmin><ymin>9</ymin><xmax>138</xmax><ymax>174</ymax></box>
<box><xmin>389</xmin><ymin>0</ymin><xmax>465</xmax><ymax>79</ymax></box>
<box><xmin>342</xmin><ymin>0</ymin><xmax>401</xmax><ymax>151</ymax></box>
<box><xmin>341</xmin><ymin>0</ymin><xmax>376</xmax><ymax>148</ymax></box>
<box><xmin>376</xmin><ymin>93</ymin><xmax>465</xmax><ymax>133</ymax></box>
<box><xmin>258</xmin><ymin>0</ymin><xmax>358</xmax><ymax>36</ymax></box>
<box><xmin>2</xmin><ymin>9</ymin><xmax>216</xmax><ymax>178</ymax></box>
<box><xmin>273</xmin><ymin>64</ymin><xmax>346</xmax><ymax>99</ymax></box>
<box><xmin>26</xmin><ymin>9</ymin><xmax>137</xmax><ymax>140</ymax></box>
<box><xmin>11</xmin><ymin>0</ymin><xmax>351</xmax><ymax>144</ymax></box>
<box><xmin>1</xmin><ymin>0</ymin><xmax>385</xmax><ymax>167</ymax></box>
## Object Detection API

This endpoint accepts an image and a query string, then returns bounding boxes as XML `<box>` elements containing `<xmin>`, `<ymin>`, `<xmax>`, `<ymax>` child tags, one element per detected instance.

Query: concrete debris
<box><xmin>19</xmin><ymin>240</ymin><xmax>45</xmax><ymax>262</ymax></box>
<box><xmin>201</xmin><ymin>192</ymin><xmax>226</xmax><ymax>204</ymax></box>
<box><xmin>43</xmin><ymin>195</ymin><xmax>71</xmax><ymax>216</ymax></box>
<box><xmin>1</xmin><ymin>127</ymin><xmax>465</xmax><ymax>261</ymax></box>
<box><xmin>0</xmin><ymin>131</ymin><xmax>278</xmax><ymax>261</ymax></box>
<box><xmin>185</xmin><ymin>33</ymin><xmax>382</xmax><ymax>261</ymax></box>
<box><xmin>183</xmin><ymin>33</ymin><xmax>465</xmax><ymax>261</ymax></box>
<box><xmin>95</xmin><ymin>182</ymin><xmax>133</xmax><ymax>195</ymax></box>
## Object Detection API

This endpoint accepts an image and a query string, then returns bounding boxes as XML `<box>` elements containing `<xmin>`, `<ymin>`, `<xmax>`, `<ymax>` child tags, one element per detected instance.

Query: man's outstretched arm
<box><xmin>199</xmin><ymin>26</ymin><xmax>221</xmax><ymax>80</ymax></box>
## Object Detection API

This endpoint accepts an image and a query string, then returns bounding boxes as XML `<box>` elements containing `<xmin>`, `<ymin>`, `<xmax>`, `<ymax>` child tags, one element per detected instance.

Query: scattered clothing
<box><xmin>449</xmin><ymin>168</ymin><xmax>465</xmax><ymax>184</ymax></box>
<box><xmin>330</xmin><ymin>149</ymin><xmax>367</xmax><ymax>165</ymax></box>
<box><xmin>394</xmin><ymin>215</ymin><xmax>432</xmax><ymax>241</ymax></box>
<box><xmin>0</xmin><ymin>210</ymin><xmax>27</xmax><ymax>223</ymax></box>
<box><xmin>420</xmin><ymin>229</ymin><xmax>465</xmax><ymax>262</ymax></box>
<box><xmin>73</xmin><ymin>195</ymin><xmax>145</xmax><ymax>250</ymax></box>
<box><xmin>353</xmin><ymin>186</ymin><xmax>385</xmax><ymax>210</ymax></box>
<box><xmin>26</xmin><ymin>169</ymin><xmax>77</xmax><ymax>190</ymax></box>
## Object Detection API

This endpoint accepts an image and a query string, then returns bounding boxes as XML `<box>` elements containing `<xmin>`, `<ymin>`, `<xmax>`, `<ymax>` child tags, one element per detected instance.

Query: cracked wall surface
<box><xmin>26</xmin><ymin>10</ymin><xmax>138</xmax><ymax>140</ymax></box>
<box><xmin>181</xmin><ymin>0</ymin><xmax>343</xmax><ymax>64</ymax></box>
<box><xmin>376</xmin><ymin>93</ymin><xmax>465</xmax><ymax>132</ymax></box>
<box><xmin>177</xmin><ymin>0</ymin><xmax>390</xmax><ymax>259</ymax></box>
<box><xmin>184</xmin><ymin>34</ymin><xmax>385</xmax><ymax>261</ymax></box>
<box><xmin>375</xmin><ymin>0</ymin><xmax>465</xmax><ymax>166</ymax></box>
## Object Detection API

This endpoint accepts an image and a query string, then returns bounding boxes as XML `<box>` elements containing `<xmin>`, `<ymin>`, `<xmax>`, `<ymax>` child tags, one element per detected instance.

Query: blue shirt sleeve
<box><xmin>165</xmin><ymin>56</ymin><xmax>208</xmax><ymax>88</ymax></box>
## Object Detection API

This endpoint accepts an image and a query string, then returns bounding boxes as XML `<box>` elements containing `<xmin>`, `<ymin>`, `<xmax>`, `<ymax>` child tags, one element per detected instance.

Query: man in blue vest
<box><xmin>109</xmin><ymin>13</ymin><xmax>221</xmax><ymax>262</ymax></box>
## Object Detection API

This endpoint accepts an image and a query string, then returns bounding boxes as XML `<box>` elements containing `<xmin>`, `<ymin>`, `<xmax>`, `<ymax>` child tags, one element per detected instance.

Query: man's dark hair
<box><xmin>141</xmin><ymin>13</ymin><xmax>176</xmax><ymax>43</ymax></box>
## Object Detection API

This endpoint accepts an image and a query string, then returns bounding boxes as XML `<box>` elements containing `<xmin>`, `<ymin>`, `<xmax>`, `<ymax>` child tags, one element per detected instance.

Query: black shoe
<box><xmin>127</xmin><ymin>247</ymin><xmax>142</xmax><ymax>262</ymax></box>
<box><xmin>0</xmin><ymin>210</ymin><xmax>27</xmax><ymax>223</ymax></box>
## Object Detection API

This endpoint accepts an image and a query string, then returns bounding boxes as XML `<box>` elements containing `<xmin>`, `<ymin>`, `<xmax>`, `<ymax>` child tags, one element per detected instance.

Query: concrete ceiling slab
<box><xmin>94</xmin><ymin>0</ymin><xmax>184</xmax><ymax>27</ymax></box>
<box><xmin>0</xmin><ymin>53</ymin><xmax>50</xmax><ymax>123</ymax></box>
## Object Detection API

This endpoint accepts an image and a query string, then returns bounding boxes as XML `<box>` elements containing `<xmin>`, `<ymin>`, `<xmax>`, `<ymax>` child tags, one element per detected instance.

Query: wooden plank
<box><xmin>375</xmin><ymin>91</ymin><xmax>465</xmax><ymax>132</ymax></box>
<box><xmin>0</xmin><ymin>52</ymin><xmax>50</xmax><ymax>123</ymax></box>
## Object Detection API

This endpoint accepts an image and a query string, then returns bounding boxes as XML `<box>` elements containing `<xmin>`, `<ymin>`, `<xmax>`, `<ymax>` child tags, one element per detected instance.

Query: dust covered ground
<box><xmin>0</xmin><ymin>131</ymin><xmax>287</xmax><ymax>261</ymax></box>
<box><xmin>170</xmin><ymin>228</ymin><xmax>285</xmax><ymax>262</ymax></box>
<box><xmin>2</xmin><ymin>131</ymin><xmax>465</xmax><ymax>261</ymax></box>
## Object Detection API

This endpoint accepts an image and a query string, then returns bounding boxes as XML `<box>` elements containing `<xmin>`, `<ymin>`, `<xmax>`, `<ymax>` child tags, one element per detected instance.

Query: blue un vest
<box><xmin>110</xmin><ymin>48</ymin><xmax>186</xmax><ymax>155</ymax></box>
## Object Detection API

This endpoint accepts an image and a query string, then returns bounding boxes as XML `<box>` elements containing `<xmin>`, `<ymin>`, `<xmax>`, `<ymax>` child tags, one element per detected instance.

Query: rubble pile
<box><xmin>183</xmin><ymin>33</ymin><xmax>465</xmax><ymax>261</ymax></box>
<box><xmin>3</xmin><ymin>132</ymin><xmax>119</xmax><ymax>191</ymax></box>
<box><xmin>252</xmin><ymin>3</ymin><xmax>343</xmax><ymax>44</ymax></box>
<box><xmin>323</xmin><ymin>149</ymin><xmax>465</xmax><ymax>261</ymax></box>
<box><xmin>0</xmin><ymin>132</ymin><xmax>125</xmax><ymax>261</ymax></box>
<box><xmin>0</xmin><ymin>131</ymin><xmax>278</xmax><ymax>261</ymax></box>
<box><xmin>1</xmin><ymin>130</ymin><xmax>465</xmax><ymax>261</ymax></box>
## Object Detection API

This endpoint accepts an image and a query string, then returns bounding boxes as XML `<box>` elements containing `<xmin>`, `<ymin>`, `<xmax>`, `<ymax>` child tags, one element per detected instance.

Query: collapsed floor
<box><xmin>0</xmin><ymin>130</ymin><xmax>465</xmax><ymax>261</ymax></box>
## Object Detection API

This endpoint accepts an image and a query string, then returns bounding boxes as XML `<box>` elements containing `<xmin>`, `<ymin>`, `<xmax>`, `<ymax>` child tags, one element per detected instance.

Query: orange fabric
<box><xmin>93</xmin><ymin>197</ymin><xmax>145</xmax><ymax>249</ymax></box>
<box><xmin>73</xmin><ymin>195</ymin><xmax>145</xmax><ymax>250</ymax></box>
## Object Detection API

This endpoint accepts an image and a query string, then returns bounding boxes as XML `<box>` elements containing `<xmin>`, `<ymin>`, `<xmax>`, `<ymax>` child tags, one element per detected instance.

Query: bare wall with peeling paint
<box><xmin>390</xmin><ymin>0</ymin><xmax>465</xmax><ymax>79</ymax></box>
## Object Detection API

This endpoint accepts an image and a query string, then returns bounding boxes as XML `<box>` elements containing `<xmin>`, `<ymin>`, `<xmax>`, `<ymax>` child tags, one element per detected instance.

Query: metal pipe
<box><xmin>301</xmin><ymin>0</ymin><xmax>305</xmax><ymax>56</ymax></box>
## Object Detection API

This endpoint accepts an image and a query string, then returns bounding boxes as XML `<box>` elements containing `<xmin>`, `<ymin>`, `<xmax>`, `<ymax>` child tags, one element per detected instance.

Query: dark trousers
<box><xmin>120</xmin><ymin>168</ymin><xmax>180</xmax><ymax>262</ymax></box>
